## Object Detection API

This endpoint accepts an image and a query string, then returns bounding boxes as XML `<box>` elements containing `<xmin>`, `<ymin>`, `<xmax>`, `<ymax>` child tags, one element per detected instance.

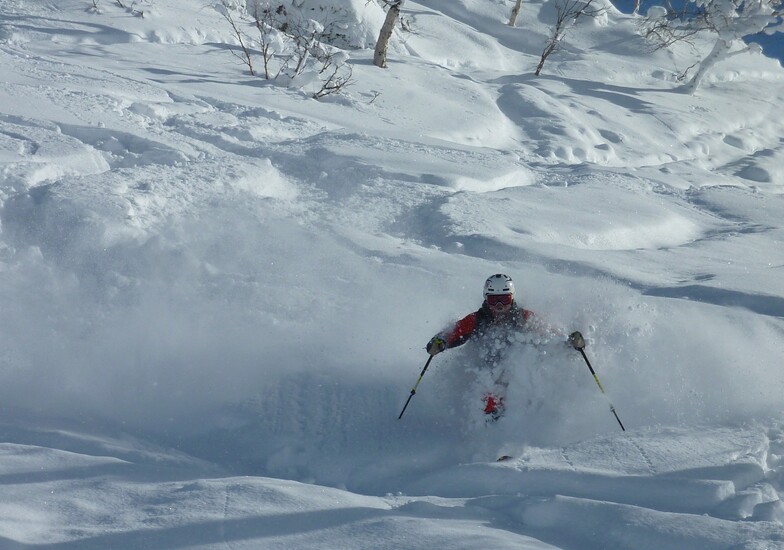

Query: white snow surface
<box><xmin>1</xmin><ymin>0</ymin><xmax>784</xmax><ymax>547</ymax></box>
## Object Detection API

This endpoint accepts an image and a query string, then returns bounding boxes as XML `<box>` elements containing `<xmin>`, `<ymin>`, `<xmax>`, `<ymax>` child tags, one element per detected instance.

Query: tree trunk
<box><xmin>374</xmin><ymin>0</ymin><xmax>404</xmax><ymax>68</ymax></box>
<box><xmin>686</xmin><ymin>38</ymin><xmax>732</xmax><ymax>94</ymax></box>
<box><xmin>508</xmin><ymin>0</ymin><xmax>523</xmax><ymax>26</ymax></box>
<box><xmin>535</xmin><ymin>42</ymin><xmax>557</xmax><ymax>76</ymax></box>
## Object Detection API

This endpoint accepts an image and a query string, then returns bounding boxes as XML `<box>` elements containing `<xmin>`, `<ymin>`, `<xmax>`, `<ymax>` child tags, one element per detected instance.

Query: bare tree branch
<box><xmin>221</xmin><ymin>4</ymin><xmax>255</xmax><ymax>76</ymax></box>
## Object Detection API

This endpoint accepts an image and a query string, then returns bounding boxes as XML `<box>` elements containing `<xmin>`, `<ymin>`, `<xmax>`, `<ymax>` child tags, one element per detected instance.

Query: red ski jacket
<box><xmin>441</xmin><ymin>303</ymin><xmax>535</xmax><ymax>350</ymax></box>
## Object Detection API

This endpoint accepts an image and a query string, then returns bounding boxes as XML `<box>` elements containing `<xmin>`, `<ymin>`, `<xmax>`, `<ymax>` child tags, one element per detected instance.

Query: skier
<box><xmin>425</xmin><ymin>273</ymin><xmax>553</xmax><ymax>420</ymax></box>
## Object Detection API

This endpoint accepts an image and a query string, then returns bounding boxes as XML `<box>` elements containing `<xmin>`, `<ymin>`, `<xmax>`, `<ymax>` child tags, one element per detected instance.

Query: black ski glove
<box><xmin>426</xmin><ymin>336</ymin><xmax>446</xmax><ymax>356</ymax></box>
<box><xmin>568</xmin><ymin>331</ymin><xmax>586</xmax><ymax>350</ymax></box>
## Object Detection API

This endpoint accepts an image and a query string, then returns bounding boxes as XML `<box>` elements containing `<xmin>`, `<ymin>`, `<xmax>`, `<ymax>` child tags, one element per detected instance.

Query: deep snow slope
<box><xmin>1</xmin><ymin>421</ymin><xmax>783</xmax><ymax>548</ymax></box>
<box><xmin>1</xmin><ymin>0</ymin><xmax>784</xmax><ymax>547</ymax></box>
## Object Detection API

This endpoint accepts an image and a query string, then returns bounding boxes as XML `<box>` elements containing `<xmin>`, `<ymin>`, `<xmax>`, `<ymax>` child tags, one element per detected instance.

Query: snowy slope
<box><xmin>1</xmin><ymin>0</ymin><xmax>783</xmax><ymax>547</ymax></box>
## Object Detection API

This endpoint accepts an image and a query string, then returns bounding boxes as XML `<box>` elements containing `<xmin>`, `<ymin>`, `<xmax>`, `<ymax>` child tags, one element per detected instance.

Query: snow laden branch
<box><xmin>115</xmin><ymin>0</ymin><xmax>146</xmax><ymax>17</ymax></box>
<box><xmin>642</xmin><ymin>0</ymin><xmax>783</xmax><ymax>93</ymax></box>
<box><xmin>535</xmin><ymin>0</ymin><xmax>606</xmax><ymax>76</ymax></box>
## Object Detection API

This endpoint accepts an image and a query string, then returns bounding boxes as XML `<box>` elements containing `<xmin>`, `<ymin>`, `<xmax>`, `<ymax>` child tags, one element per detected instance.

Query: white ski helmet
<box><xmin>483</xmin><ymin>274</ymin><xmax>515</xmax><ymax>298</ymax></box>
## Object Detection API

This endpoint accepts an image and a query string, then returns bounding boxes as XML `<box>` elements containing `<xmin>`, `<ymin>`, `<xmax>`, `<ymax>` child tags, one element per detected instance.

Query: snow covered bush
<box><xmin>115</xmin><ymin>0</ymin><xmax>148</xmax><ymax>18</ymax></box>
<box><xmin>642</xmin><ymin>0</ymin><xmax>783</xmax><ymax>93</ymax></box>
<box><xmin>219</xmin><ymin>1</ymin><xmax>354</xmax><ymax>98</ymax></box>
<box><xmin>246</xmin><ymin>0</ymin><xmax>386</xmax><ymax>49</ymax></box>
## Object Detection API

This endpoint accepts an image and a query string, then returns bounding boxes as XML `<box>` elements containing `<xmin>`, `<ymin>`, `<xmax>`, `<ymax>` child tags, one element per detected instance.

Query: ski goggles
<box><xmin>486</xmin><ymin>294</ymin><xmax>513</xmax><ymax>306</ymax></box>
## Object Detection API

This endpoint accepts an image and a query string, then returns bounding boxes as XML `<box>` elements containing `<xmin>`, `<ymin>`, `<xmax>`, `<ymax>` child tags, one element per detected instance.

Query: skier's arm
<box><xmin>443</xmin><ymin>312</ymin><xmax>477</xmax><ymax>348</ymax></box>
<box><xmin>426</xmin><ymin>312</ymin><xmax>477</xmax><ymax>355</ymax></box>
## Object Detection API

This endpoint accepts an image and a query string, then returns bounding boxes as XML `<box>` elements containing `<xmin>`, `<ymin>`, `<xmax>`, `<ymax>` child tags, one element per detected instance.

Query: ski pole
<box><xmin>569</xmin><ymin>331</ymin><xmax>626</xmax><ymax>431</ymax></box>
<box><xmin>398</xmin><ymin>355</ymin><xmax>434</xmax><ymax>419</ymax></box>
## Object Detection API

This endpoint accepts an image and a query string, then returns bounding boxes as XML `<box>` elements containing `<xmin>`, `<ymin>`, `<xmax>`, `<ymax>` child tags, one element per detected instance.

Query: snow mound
<box><xmin>0</xmin><ymin>421</ymin><xmax>781</xmax><ymax>547</ymax></box>
<box><xmin>442</xmin><ymin>174</ymin><xmax>714</xmax><ymax>252</ymax></box>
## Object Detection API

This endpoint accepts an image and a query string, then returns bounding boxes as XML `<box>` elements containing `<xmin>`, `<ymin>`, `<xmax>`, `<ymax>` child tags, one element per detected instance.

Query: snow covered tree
<box><xmin>374</xmin><ymin>0</ymin><xmax>404</xmax><ymax>68</ymax></box>
<box><xmin>643</xmin><ymin>0</ymin><xmax>783</xmax><ymax>93</ymax></box>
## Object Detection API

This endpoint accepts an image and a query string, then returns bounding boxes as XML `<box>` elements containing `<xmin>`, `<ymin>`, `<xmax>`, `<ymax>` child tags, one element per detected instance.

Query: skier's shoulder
<box><xmin>443</xmin><ymin>310</ymin><xmax>479</xmax><ymax>345</ymax></box>
<box><xmin>475</xmin><ymin>304</ymin><xmax>494</xmax><ymax>324</ymax></box>
<box><xmin>513</xmin><ymin>304</ymin><xmax>536</xmax><ymax>323</ymax></box>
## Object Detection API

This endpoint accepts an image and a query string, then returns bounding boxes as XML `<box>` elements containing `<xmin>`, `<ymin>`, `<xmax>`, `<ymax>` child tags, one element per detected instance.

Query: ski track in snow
<box><xmin>628</xmin><ymin>437</ymin><xmax>658</xmax><ymax>476</ymax></box>
<box><xmin>1</xmin><ymin>0</ymin><xmax>784</xmax><ymax>547</ymax></box>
